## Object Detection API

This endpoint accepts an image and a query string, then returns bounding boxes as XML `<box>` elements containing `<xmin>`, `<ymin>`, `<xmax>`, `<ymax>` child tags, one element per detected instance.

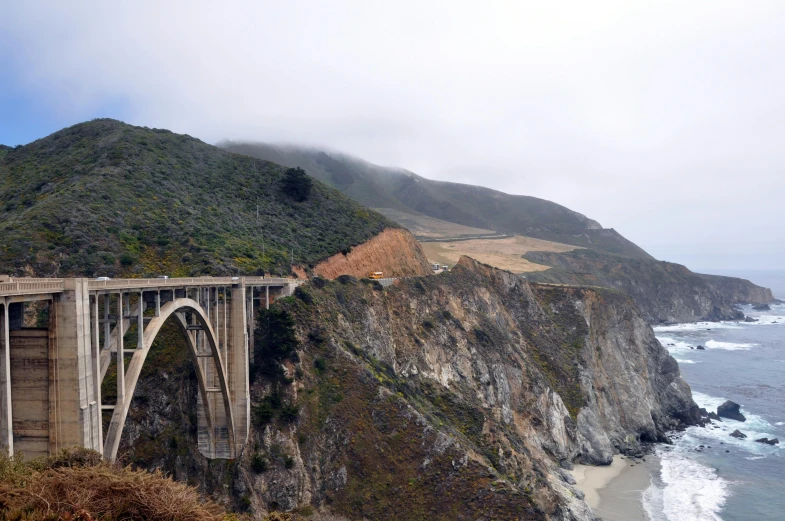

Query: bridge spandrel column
<box><xmin>230</xmin><ymin>283</ymin><xmax>250</xmax><ymax>453</ymax></box>
<box><xmin>51</xmin><ymin>279</ymin><xmax>101</xmax><ymax>454</ymax></box>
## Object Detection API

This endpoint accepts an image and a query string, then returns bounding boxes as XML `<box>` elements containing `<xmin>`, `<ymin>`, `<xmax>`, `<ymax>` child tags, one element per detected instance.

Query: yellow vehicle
<box><xmin>368</xmin><ymin>271</ymin><xmax>384</xmax><ymax>280</ymax></box>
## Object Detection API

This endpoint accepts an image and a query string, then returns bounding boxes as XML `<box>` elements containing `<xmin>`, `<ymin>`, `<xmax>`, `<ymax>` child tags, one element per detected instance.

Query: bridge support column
<box><xmin>50</xmin><ymin>279</ymin><xmax>102</xmax><ymax>454</ymax></box>
<box><xmin>0</xmin><ymin>301</ymin><xmax>12</xmax><ymax>454</ymax></box>
<box><xmin>231</xmin><ymin>282</ymin><xmax>250</xmax><ymax>453</ymax></box>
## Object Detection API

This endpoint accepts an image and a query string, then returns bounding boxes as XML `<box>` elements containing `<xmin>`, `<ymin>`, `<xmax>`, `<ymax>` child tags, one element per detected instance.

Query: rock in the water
<box><xmin>708</xmin><ymin>412</ymin><xmax>722</xmax><ymax>421</ymax></box>
<box><xmin>717</xmin><ymin>400</ymin><xmax>746</xmax><ymax>422</ymax></box>
<box><xmin>744</xmin><ymin>316</ymin><xmax>758</xmax><ymax>323</ymax></box>
<box><xmin>696</xmin><ymin>345</ymin><xmax>706</xmax><ymax>350</ymax></box>
<box><xmin>699</xmin><ymin>408</ymin><xmax>709</xmax><ymax>417</ymax></box>
<box><xmin>754</xmin><ymin>438</ymin><xmax>779</xmax><ymax>445</ymax></box>
<box><xmin>752</xmin><ymin>304</ymin><xmax>771</xmax><ymax>311</ymax></box>
<box><xmin>730</xmin><ymin>429</ymin><xmax>747</xmax><ymax>439</ymax></box>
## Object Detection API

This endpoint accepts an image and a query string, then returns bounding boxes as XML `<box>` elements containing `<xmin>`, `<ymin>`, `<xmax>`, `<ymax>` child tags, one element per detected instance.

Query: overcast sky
<box><xmin>1</xmin><ymin>1</ymin><xmax>783</xmax><ymax>271</ymax></box>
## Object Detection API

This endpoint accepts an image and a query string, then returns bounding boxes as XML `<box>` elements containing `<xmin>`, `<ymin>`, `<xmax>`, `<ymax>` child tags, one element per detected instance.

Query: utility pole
<box><xmin>290</xmin><ymin>248</ymin><xmax>294</xmax><ymax>274</ymax></box>
<box><xmin>256</xmin><ymin>205</ymin><xmax>259</xmax><ymax>223</ymax></box>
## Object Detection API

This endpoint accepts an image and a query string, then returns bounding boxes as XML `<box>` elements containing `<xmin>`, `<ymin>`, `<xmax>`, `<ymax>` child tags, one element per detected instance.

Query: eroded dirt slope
<box><xmin>312</xmin><ymin>228</ymin><xmax>432</xmax><ymax>279</ymax></box>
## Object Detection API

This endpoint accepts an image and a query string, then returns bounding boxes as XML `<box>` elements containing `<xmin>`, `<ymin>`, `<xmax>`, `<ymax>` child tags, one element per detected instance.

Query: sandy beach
<box><xmin>571</xmin><ymin>455</ymin><xmax>656</xmax><ymax>521</ymax></box>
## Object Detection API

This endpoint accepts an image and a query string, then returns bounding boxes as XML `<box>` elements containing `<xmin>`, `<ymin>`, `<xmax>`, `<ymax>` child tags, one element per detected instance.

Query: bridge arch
<box><xmin>102</xmin><ymin>298</ymin><xmax>235</xmax><ymax>462</ymax></box>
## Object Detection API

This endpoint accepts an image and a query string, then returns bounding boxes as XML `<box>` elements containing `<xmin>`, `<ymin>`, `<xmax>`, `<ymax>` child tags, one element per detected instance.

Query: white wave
<box><xmin>690</xmin><ymin>392</ymin><xmax>783</xmax><ymax>453</ymax></box>
<box><xmin>704</xmin><ymin>339</ymin><xmax>757</xmax><ymax>351</ymax></box>
<box><xmin>654</xmin><ymin>322</ymin><xmax>741</xmax><ymax>332</ymax></box>
<box><xmin>674</xmin><ymin>358</ymin><xmax>698</xmax><ymax>364</ymax></box>
<box><xmin>745</xmin><ymin>315</ymin><xmax>785</xmax><ymax>326</ymax></box>
<box><xmin>692</xmin><ymin>391</ymin><xmax>729</xmax><ymax>412</ymax></box>
<box><xmin>657</xmin><ymin>336</ymin><xmax>697</xmax><ymax>353</ymax></box>
<box><xmin>644</xmin><ymin>451</ymin><xmax>728</xmax><ymax>521</ymax></box>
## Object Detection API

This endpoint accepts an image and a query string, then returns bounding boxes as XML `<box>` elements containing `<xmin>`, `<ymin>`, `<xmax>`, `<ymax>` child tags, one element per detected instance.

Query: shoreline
<box><xmin>571</xmin><ymin>455</ymin><xmax>657</xmax><ymax>521</ymax></box>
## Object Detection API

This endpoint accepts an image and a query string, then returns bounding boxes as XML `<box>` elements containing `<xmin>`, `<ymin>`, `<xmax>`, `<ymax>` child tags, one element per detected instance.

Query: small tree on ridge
<box><xmin>281</xmin><ymin>167</ymin><xmax>312</xmax><ymax>202</ymax></box>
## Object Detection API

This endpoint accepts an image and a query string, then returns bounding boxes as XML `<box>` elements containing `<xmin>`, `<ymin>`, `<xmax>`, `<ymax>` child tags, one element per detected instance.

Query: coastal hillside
<box><xmin>220</xmin><ymin>143</ymin><xmax>776</xmax><ymax>323</ymax></box>
<box><xmin>523</xmin><ymin>250</ymin><xmax>772</xmax><ymax>323</ymax></box>
<box><xmin>0</xmin><ymin>119</ymin><xmax>426</xmax><ymax>278</ymax></box>
<box><xmin>117</xmin><ymin>257</ymin><xmax>700</xmax><ymax>520</ymax></box>
<box><xmin>220</xmin><ymin>143</ymin><xmax>652</xmax><ymax>259</ymax></box>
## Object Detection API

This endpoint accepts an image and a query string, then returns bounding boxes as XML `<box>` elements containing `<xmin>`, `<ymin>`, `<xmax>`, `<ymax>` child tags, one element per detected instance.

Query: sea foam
<box><xmin>653</xmin><ymin>322</ymin><xmax>741</xmax><ymax>333</ymax></box>
<box><xmin>704</xmin><ymin>339</ymin><xmax>756</xmax><ymax>351</ymax></box>
<box><xmin>690</xmin><ymin>392</ymin><xmax>783</xmax><ymax>454</ymax></box>
<box><xmin>644</xmin><ymin>451</ymin><xmax>728</xmax><ymax>521</ymax></box>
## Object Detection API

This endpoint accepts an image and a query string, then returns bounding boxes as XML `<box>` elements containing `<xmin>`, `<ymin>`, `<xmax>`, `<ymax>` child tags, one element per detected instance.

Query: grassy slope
<box><xmin>0</xmin><ymin>120</ymin><xmax>396</xmax><ymax>277</ymax></box>
<box><xmin>221</xmin><ymin>143</ymin><xmax>653</xmax><ymax>259</ymax></box>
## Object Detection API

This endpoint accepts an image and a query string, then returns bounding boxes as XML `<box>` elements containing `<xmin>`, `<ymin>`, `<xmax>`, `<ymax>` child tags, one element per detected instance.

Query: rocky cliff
<box><xmin>116</xmin><ymin>256</ymin><xmax>699</xmax><ymax>520</ymax></box>
<box><xmin>697</xmin><ymin>273</ymin><xmax>774</xmax><ymax>305</ymax></box>
<box><xmin>312</xmin><ymin>228</ymin><xmax>432</xmax><ymax>279</ymax></box>
<box><xmin>523</xmin><ymin>250</ymin><xmax>773</xmax><ymax>323</ymax></box>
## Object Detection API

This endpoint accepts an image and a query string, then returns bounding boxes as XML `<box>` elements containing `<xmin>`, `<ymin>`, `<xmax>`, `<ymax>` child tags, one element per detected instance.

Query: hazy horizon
<box><xmin>2</xmin><ymin>2</ymin><xmax>784</xmax><ymax>270</ymax></box>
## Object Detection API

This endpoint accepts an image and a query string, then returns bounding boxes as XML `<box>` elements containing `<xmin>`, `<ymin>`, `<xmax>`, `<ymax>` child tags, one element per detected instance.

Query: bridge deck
<box><xmin>0</xmin><ymin>276</ymin><xmax>295</xmax><ymax>298</ymax></box>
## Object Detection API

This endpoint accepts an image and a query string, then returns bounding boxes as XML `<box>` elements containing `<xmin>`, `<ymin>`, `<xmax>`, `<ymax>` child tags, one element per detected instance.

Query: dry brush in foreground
<box><xmin>0</xmin><ymin>448</ymin><xmax>237</xmax><ymax>521</ymax></box>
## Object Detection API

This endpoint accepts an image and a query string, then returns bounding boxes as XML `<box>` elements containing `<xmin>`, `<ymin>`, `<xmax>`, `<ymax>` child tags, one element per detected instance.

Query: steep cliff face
<box><xmin>523</xmin><ymin>250</ymin><xmax>772</xmax><ymax>323</ymax></box>
<box><xmin>312</xmin><ymin>228</ymin><xmax>432</xmax><ymax>279</ymax></box>
<box><xmin>698</xmin><ymin>273</ymin><xmax>774</xmax><ymax>305</ymax></box>
<box><xmin>117</xmin><ymin>257</ymin><xmax>699</xmax><ymax>520</ymax></box>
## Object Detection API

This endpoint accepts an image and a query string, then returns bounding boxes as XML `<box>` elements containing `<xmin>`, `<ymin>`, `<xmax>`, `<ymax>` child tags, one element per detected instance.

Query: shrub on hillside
<box><xmin>253</xmin><ymin>307</ymin><xmax>299</xmax><ymax>378</ymax></box>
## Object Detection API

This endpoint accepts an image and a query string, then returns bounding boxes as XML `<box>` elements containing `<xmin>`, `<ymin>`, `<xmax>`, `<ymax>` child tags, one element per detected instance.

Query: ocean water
<box><xmin>644</xmin><ymin>301</ymin><xmax>785</xmax><ymax>521</ymax></box>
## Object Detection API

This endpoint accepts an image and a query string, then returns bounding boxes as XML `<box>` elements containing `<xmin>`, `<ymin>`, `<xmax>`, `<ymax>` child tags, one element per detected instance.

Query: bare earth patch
<box><xmin>374</xmin><ymin>208</ymin><xmax>496</xmax><ymax>239</ymax></box>
<box><xmin>420</xmin><ymin>235</ymin><xmax>578</xmax><ymax>273</ymax></box>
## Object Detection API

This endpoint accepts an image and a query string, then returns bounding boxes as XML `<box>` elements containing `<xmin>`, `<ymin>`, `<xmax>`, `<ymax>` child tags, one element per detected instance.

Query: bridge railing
<box><xmin>88</xmin><ymin>276</ymin><xmax>294</xmax><ymax>291</ymax></box>
<box><xmin>0</xmin><ymin>277</ymin><xmax>295</xmax><ymax>297</ymax></box>
<box><xmin>0</xmin><ymin>280</ymin><xmax>66</xmax><ymax>296</ymax></box>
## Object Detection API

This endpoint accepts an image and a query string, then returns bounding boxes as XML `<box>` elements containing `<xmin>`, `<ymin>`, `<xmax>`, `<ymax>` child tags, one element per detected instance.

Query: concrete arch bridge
<box><xmin>0</xmin><ymin>276</ymin><xmax>298</xmax><ymax>461</ymax></box>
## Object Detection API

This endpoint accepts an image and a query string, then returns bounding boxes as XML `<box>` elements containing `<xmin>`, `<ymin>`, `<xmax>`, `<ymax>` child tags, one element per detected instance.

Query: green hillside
<box><xmin>0</xmin><ymin>120</ymin><xmax>395</xmax><ymax>278</ymax></box>
<box><xmin>222</xmin><ymin>143</ymin><xmax>653</xmax><ymax>259</ymax></box>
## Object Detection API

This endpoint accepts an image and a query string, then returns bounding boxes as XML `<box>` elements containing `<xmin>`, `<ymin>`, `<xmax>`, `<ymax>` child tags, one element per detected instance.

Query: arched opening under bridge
<box><xmin>101</xmin><ymin>297</ymin><xmax>236</xmax><ymax>462</ymax></box>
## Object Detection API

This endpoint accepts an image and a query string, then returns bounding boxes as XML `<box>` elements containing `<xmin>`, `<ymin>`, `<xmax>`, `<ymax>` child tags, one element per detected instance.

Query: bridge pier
<box><xmin>1</xmin><ymin>301</ymin><xmax>12</xmax><ymax>453</ymax></box>
<box><xmin>49</xmin><ymin>278</ymin><xmax>103</xmax><ymax>456</ymax></box>
<box><xmin>231</xmin><ymin>282</ymin><xmax>250</xmax><ymax>454</ymax></box>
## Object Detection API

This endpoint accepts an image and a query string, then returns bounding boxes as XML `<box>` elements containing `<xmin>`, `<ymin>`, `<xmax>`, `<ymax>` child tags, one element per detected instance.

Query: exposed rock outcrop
<box><xmin>312</xmin><ymin>228</ymin><xmax>432</xmax><ymax>279</ymax></box>
<box><xmin>523</xmin><ymin>250</ymin><xmax>771</xmax><ymax>323</ymax></box>
<box><xmin>717</xmin><ymin>400</ymin><xmax>746</xmax><ymax>422</ymax></box>
<box><xmin>118</xmin><ymin>256</ymin><xmax>700</xmax><ymax>520</ymax></box>
<box><xmin>730</xmin><ymin>429</ymin><xmax>747</xmax><ymax>439</ymax></box>
<box><xmin>698</xmin><ymin>274</ymin><xmax>774</xmax><ymax>306</ymax></box>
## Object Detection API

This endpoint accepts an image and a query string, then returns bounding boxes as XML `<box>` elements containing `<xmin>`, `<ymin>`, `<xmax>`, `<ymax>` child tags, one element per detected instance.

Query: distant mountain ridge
<box><xmin>221</xmin><ymin>142</ymin><xmax>653</xmax><ymax>259</ymax></box>
<box><xmin>222</xmin><ymin>141</ymin><xmax>775</xmax><ymax>322</ymax></box>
